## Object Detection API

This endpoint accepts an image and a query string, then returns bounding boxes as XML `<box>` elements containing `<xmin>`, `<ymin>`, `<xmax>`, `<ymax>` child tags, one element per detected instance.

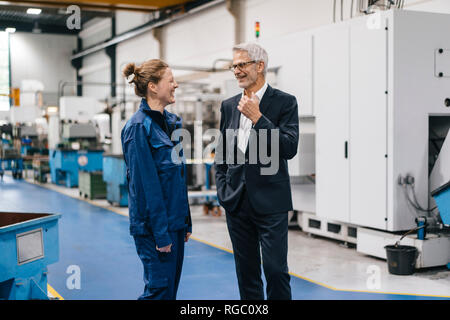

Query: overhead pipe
<box><xmin>57</xmin><ymin>80</ymin><xmax>127</xmax><ymax>102</ymax></box>
<box><xmin>351</xmin><ymin>0</ymin><xmax>354</xmax><ymax>18</ymax></box>
<box><xmin>333</xmin><ymin>0</ymin><xmax>336</xmax><ymax>22</ymax></box>
<box><xmin>70</xmin><ymin>0</ymin><xmax>226</xmax><ymax>61</ymax></box>
<box><xmin>171</xmin><ymin>59</ymin><xmax>232</xmax><ymax>73</ymax></box>
<box><xmin>0</xmin><ymin>0</ymin><xmax>159</xmax><ymax>13</ymax></box>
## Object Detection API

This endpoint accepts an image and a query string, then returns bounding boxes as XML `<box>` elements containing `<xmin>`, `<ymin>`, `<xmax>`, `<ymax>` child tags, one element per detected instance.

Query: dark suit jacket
<box><xmin>214</xmin><ymin>85</ymin><xmax>299</xmax><ymax>214</ymax></box>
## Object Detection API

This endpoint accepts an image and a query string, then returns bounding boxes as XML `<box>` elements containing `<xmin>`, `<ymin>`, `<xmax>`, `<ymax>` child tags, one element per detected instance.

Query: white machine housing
<box><xmin>59</xmin><ymin>96</ymin><xmax>105</xmax><ymax>123</ymax></box>
<box><xmin>314</xmin><ymin>9</ymin><xmax>450</xmax><ymax>232</ymax></box>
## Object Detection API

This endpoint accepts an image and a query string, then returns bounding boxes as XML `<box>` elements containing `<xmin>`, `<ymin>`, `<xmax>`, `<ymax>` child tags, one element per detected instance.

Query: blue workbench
<box><xmin>49</xmin><ymin>149</ymin><xmax>104</xmax><ymax>188</ymax></box>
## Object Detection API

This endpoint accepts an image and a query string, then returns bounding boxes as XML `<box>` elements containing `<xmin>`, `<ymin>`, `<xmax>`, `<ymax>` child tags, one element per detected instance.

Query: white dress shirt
<box><xmin>238</xmin><ymin>82</ymin><xmax>268</xmax><ymax>153</ymax></box>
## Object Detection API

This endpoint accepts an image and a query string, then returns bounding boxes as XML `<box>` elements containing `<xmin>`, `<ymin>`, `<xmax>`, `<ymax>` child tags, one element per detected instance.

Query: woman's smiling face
<box><xmin>155</xmin><ymin>67</ymin><xmax>178</xmax><ymax>106</ymax></box>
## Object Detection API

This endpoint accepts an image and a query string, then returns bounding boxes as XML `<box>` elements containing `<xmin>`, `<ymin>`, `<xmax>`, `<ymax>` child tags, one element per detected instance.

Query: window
<box><xmin>0</xmin><ymin>32</ymin><xmax>10</xmax><ymax>111</ymax></box>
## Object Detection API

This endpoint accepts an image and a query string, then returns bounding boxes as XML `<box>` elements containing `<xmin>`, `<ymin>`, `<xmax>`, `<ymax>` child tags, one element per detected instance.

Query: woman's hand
<box><xmin>156</xmin><ymin>243</ymin><xmax>172</xmax><ymax>252</ymax></box>
<box><xmin>185</xmin><ymin>232</ymin><xmax>192</xmax><ymax>242</ymax></box>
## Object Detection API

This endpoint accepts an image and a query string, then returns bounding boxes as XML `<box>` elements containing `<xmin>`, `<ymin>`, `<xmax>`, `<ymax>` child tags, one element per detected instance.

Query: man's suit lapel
<box><xmin>258</xmin><ymin>85</ymin><xmax>274</xmax><ymax>117</ymax></box>
<box><xmin>231</xmin><ymin>94</ymin><xmax>242</xmax><ymax>129</ymax></box>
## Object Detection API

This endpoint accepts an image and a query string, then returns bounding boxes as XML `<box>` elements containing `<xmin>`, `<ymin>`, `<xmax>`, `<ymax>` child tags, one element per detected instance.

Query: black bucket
<box><xmin>384</xmin><ymin>245</ymin><xmax>418</xmax><ymax>275</ymax></box>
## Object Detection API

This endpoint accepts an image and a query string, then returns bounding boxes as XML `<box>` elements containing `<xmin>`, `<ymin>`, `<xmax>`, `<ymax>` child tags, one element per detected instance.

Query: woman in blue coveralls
<box><xmin>121</xmin><ymin>59</ymin><xmax>192</xmax><ymax>300</ymax></box>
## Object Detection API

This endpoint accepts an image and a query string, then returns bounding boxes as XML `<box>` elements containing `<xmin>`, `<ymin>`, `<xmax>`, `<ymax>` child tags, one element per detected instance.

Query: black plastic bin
<box><xmin>385</xmin><ymin>245</ymin><xmax>418</xmax><ymax>275</ymax></box>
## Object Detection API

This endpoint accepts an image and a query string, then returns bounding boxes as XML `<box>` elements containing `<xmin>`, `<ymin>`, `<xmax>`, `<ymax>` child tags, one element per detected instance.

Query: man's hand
<box><xmin>156</xmin><ymin>243</ymin><xmax>172</xmax><ymax>253</ymax></box>
<box><xmin>238</xmin><ymin>92</ymin><xmax>262</xmax><ymax>124</ymax></box>
<box><xmin>185</xmin><ymin>232</ymin><xmax>192</xmax><ymax>243</ymax></box>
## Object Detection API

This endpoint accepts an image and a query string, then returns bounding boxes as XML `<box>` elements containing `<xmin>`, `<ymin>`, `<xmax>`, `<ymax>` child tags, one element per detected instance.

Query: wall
<box><xmin>115</xmin><ymin>10</ymin><xmax>152</xmax><ymax>34</ymax></box>
<box><xmin>405</xmin><ymin>0</ymin><xmax>450</xmax><ymax>12</ymax></box>
<box><xmin>78</xmin><ymin>18</ymin><xmax>112</xmax><ymax>100</ymax></box>
<box><xmin>112</xmin><ymin>0</ymin><xmax>357</xmax><ymax>96</ymax></box>
<box><xmin>242</xmin><ymin>0</ymin><xmax>334</xmax><ymax>41</ymax></box>
<box><xmin>9</xmin><ymin>32</ymin><xmax>77</xmax><ymax>96</ymax></box>
<box><xmin>80</xmin><ymin>51</ymin><xmax>111</xmax><ymax>100</ymax></box>
<box><xmin>79</xmin><ymin>12</ymin><xmax>158</xmax><ymax>101</ymax></box>
<box><xmin>162</xmin><ymin>3</ymin><xmax>234</xmax><ymax>71</ymax></box>
<box><xmin>0</xmin><ymin>32</ymin><xmax>77</xmax><ymax>121</ymax></box>
<box><xmin>116</xmin><ymin>31</ymin><xmax>160</xmax><ymax>96</ymax></box>
<box><xmin>80</xmin><ymin>17</ymin><xmax>112</xmax><ymax>49</ymax></box>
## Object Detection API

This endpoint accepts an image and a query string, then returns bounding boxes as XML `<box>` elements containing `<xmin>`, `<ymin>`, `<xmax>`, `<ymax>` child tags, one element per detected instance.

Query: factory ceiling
<box><xmin>2</xmin><ymin>1</ymin><xmax>195</xmax><ymax>11</ymax></box>
<box><xmin>0</xmin><ymin>0</ymin><xmax>195</xmax><ymax>34</ymax></box>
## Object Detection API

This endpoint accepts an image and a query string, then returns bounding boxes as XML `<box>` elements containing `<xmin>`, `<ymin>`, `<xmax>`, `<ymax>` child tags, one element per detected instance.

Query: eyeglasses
<box><xmin>229</xmin><ymin>60</ymin><xmax>256</xmax><ymax>72</ymax></box>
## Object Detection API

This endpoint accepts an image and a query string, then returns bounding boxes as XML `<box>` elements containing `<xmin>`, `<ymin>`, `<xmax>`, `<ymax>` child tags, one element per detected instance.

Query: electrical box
<box><xmin>315</xmin><ymin>10</ymin><xmax>450</xmax><ymax>231</ymax></box>
<box><xmin>59</xmin><ymin>96</ymin><xmax>105</xmax><ymax>123</ymax></box>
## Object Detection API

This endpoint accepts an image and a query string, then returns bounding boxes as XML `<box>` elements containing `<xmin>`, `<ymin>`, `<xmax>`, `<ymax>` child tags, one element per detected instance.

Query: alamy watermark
<box><xmin>366</xmin><ymin>265</ymin><xmax>381</xmax><ymax>290</ymax></box>
<box><xmin>170</xmin><ymin>128</ymin><xmax>281</xmax><ymax>176</ymax></box>
<box><xmin>366</xmin><ymin>8</ymin><xmax>382</xmax><ymax>30</ymax></box>
<box><xmin>66</xmin><ymin>265</ymin><xmax>81</xmax><ymax>290</ymax></box>
<box><xmin>66</xmin><ymin>5</ymin><xmax>81</xmax><ymax>30</ymax></box>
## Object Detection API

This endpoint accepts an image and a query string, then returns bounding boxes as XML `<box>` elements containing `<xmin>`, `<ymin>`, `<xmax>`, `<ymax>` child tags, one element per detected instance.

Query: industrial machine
<box><xmin>293</xmin><ymin>9</ymin><xmax>450</xmax><ymax>268</ymax></box>
<box><xmin>49</xmin><ymin>121</ymin><xmax>104</xmax><ymax>188</ymax></box>
<box><xmin>47</xmin><ymin>96</ymin><xmax>108</xmax><ymax>188</ymax></box>
<box><xmin>0</xmin><ymin>124</ymin><xmax>23</xmax><ymax>180</ymax></box>
<box><xmin>17</xmin><ymin>125</ymin><xmax>38</xmax><ymax>156</ymax></box>
<box><xmin>167</xmin><ymin>84</ymin><xmax>222</xmax><ymax>190</ymax></box>
<box><xmin>166</xmin><ymin>84</ymin><xmax>223</xmax><ymax>214</ymax></box>
<box><xmin>78</xmin><ymin>170</ymin><xmax>106</xmax><ymax>200</ymax></box>
<box><xmin>431</xmin><ymin>181</ymin><xmax>450</xmax><ymax>269</ymax></box>
<box><xmin>13</xmin><ymin>124</ymin><xmax>49</xmax><ymax>178</ymax></box>
<box><xmin>15</xmin><ymin>124</ymin><xmax>48</xmax><ymax>157</ymax></box>
<box><xmin>32</xmin><ymin>156</ymin><xmax>50</xmax><ymax>183</ymax></box>
<box><xmin>102</xmin><ymin>154</ymin><xmax>128</xmax><ymax>207</ymax></box>
<box><xmin>0</xmin><ymin>212</ymin><xmax>61</xmax><ymax>300</ymax></box>
<box><xmin>0</xmin><ymin>147</ymin><xmax>23</xmax><ymax>180</ymax></box>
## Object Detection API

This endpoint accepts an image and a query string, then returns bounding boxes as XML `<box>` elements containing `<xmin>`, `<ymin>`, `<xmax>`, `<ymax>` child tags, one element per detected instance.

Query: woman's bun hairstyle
<box><xmin>123</xmin><ymin>59</ymin><xmax>169</xmax><ymax>98</ymax></box>
<box><xmin>123</xmin><ymin>63</ymin><xmax>136</xmax><ymax>81</ymax></box>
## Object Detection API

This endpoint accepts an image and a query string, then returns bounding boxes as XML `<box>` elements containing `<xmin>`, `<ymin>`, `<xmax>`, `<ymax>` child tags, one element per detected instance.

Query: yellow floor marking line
<box><xmin>47</xmin><ymin>284</ymin><xmax>64</xmax><ymax>300</ymax></box>
<box><xmin>287</xmin><ymin>271</ymin><xmax>336</xmax><ymax>290</ymax></box>
<box><xmin>189</xmin><ymin>236</ymin><xmax>234</xmax><ymax>254</ymax></box>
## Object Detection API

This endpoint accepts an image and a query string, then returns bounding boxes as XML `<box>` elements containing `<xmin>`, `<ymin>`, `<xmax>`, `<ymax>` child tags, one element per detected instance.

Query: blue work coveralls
<box><xmin>121</xmin><ymin>98</ymin><xmax>192</xmax><ymax>300</ymax></box>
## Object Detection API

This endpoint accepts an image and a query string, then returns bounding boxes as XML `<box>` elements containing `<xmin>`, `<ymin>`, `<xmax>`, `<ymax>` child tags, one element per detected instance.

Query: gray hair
<box><xmin>232</xmin><ymin>42</ymin><xmax>268</xmax><ymax>76</ymax></box>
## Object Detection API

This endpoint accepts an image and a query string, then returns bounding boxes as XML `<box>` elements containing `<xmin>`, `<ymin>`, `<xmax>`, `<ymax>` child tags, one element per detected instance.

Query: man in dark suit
<box><xmin>214</xmin><ymin>42</ymin><xmax>299</xmax><ymax>300</ymax></box>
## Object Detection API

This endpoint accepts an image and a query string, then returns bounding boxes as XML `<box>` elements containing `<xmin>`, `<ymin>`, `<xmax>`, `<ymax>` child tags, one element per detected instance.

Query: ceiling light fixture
<box><xmin>47</xmin><ymin>106</ymin><xmax>58</xmax><ymax>114</ymax></box>
<box><xmin>27</xmin><ymin>8</ymin><xmax>42</xmax><ymax>15</ymax></box>
<box><xmin>5</xmin><ymin>28</ymin><xmax>16</xmax><ymax>33</ymax></box>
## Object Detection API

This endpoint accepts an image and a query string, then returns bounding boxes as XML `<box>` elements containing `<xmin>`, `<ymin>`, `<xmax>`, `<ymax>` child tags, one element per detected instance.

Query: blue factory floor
<box><xmin>1</xmin><ymin>175</ymin><xmax>449</xmax><ymax>300</ymax></box>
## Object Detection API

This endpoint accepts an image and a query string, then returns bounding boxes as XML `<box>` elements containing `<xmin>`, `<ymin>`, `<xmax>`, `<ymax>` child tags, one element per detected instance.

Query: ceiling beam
<box><xmin>0</xmin><ymin>20</ymin><xmax>78</xmax><ymax>34</ymax></box>
<box><xmin>70</xmin><ymin>0</ymin><xmax>223</xmax><ymax>60</ymax></box>
<box><xmin>0</xmin><ymin>5</ymin><xmax>115</xmax><ymax>17</ymax></box>
<box><xmin>0</xmin><ymin>0</ymin><xmax>194</xmax><ymax>12</ymax></box>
